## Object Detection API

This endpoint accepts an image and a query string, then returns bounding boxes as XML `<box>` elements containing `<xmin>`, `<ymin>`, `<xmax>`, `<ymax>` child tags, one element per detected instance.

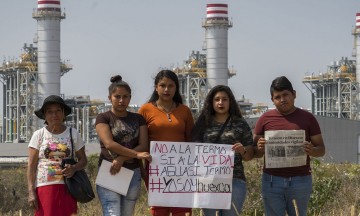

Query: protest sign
<box><xmin>148</xmin><ymin>141</ymin><xmax>234</xmax><ymax>209</ymax></box>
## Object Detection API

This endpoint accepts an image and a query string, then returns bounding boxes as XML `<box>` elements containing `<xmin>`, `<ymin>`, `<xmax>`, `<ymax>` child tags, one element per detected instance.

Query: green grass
<box><xmin>1</xmin><ymin>155</ymin><xmax>359</xmax><ymax>215</ymax></box>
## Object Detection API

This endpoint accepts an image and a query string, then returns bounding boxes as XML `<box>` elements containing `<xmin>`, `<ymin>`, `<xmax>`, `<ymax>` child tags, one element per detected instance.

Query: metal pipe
<box><xmin>338</xmin><ymin>79</ymin><xmax>341</xmax><ymax>118</ymax></box>
<box><xmin>16</xmin><ymin>69</ymin><xmax>20</xmax><ymax>142</ymax></box>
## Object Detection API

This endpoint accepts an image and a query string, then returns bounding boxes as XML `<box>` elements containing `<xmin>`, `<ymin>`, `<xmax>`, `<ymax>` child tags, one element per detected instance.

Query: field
<box><xmin>0</xmin><ymin>154</ymin><xmax>359</xmax><ymax>216</ymax></box>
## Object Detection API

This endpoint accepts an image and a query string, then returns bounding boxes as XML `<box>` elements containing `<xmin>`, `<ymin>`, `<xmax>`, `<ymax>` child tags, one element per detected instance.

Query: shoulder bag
<box><xmin>61</xmin><ymin>128</ymin><xmax>95</xmax><ymax>203</ymax></box>
<box><xmin>214</xmin><ymin>115</ymin><xmax>231</xmax><ymax>143</ymax></box>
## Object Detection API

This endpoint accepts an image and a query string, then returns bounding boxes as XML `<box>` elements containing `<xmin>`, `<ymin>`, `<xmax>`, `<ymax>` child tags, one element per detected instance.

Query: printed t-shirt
<box><xmin>28</xmin><ymin>127</ymin><xmax>84</xmax><ymax>187</ymax></box>
<box><xmin>95</xmin><ymin>111</ymin><xmax>146</xmax><ymax>169</ymax></box>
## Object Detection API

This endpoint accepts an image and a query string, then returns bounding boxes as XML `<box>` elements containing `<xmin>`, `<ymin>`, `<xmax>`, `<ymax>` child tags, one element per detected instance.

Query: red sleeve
<box><xmin>254</xmin><ymin>115</ymin><xmax>265</xmax><ymax>135</ymax></box>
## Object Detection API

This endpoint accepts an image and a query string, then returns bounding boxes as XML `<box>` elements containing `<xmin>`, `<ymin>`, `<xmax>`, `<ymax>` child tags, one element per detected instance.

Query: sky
<box><xmin>1</xmin><ymin>0</ymin><xmax>359</xmax><ymax>110</ymax></box>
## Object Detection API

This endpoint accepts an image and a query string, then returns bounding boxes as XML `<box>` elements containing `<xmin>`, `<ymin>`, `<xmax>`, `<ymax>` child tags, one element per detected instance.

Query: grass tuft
<box><xmin>0</xmin><ymin>155</ymin><xmax>359</xmax><ymax>215</ymax></box>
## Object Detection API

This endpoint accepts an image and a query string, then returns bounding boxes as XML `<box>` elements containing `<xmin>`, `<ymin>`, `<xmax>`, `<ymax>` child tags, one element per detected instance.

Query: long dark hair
<box><xmin>191</xmin><ymin>85</ymin><xmax>242</xmax><ymax>141</ymax></box>
<box><xmin>108</xmin><ymin>75</ymin><xmax>131</xmax><ymax>96</ymax></box>
<box><xmin>148</xmin><ymin>70</ymin><xmax>183</xmax><ymax>104</ymax></box>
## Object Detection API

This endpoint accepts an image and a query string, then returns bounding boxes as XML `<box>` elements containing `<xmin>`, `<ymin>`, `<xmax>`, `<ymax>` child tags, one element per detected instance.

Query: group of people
<box><xmin>27</xmin><ymin>70</ymin><xmax>325</xmax><ymax>216</ymax></box>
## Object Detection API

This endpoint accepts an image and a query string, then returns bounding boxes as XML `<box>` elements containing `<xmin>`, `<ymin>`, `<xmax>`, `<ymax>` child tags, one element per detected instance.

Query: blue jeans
<box><xmin>202</xmin><ymin>178</ymin><xmax>246</xmax><ymax>216</ymax></box>
<box><xmin>262</xmin><ymin>173</ymin><xmax>312</xmax><ymax>216</ymax></box>
<box><xmin>97</xmin><ymin>168</ymin><xmax>141</xmax><ymax>216</ymax></box>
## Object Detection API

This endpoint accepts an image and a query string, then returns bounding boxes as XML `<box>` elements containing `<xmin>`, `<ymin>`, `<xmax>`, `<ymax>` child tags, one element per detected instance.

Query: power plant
<box><xmin>1</xmin><ymin>0</ymin><xmax>360</xmax><ymax>154</ymax></box>
<box><xmin>300</xmin><ymin>12</ymin><xmax>360</xmax><ymax>163</ymax></box>
<box><xmin>203</xmin><ymin>4</ymin><xmax>233</xmax><ymax>89</ymax></box>
<box><xmin>302</xmin><ymin>13</ymin><xmax>360</xmax><ymax>121</ymax></box>
<box><xmin>0</xmin><ymin>2</ymin><xmax>239</xmax><ymax>142</ymax></box>
<box><xmin>174</xmin><ymin>4</ymin><xmax>236</xmax><ymax>115</ymax></box>
<box><xmin>0</xmin><ymin>1</ymin><xmax>104</xmax><ymax>143</ymax></box>
<box><xmin>33</xmin><ymin>0</ymin><xmax>64</xmax><ymax>103</ymax></box>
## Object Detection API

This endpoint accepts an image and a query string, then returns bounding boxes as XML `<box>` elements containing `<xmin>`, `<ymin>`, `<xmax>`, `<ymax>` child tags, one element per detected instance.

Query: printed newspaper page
<box><xmin>264</xmin><ymin>130</ymin><xmax>306</xmax><ymax>168</ymax></box>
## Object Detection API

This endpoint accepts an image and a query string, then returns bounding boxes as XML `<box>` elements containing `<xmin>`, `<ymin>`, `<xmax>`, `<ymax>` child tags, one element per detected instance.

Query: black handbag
<box><xmin>61</xmin><ymin>128</ymin><xmax>95</xmax><ymax>203</ymax></box>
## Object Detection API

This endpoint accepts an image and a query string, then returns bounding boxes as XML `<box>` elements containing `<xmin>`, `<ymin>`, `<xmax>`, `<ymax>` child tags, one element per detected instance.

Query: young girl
<box><xmin>96</xmin><ymin>75</ymin><xmax>152</xmax><ymax>216</ymax></box>
<box><xmin>139</xmin><ymin>70</ymin><xmax>194</xmax><ymax>216</ymax></box>
<box><xmin>192</xmin><ymin>85</ymin><xmax>254</xmax><ymax>216</ymax></box>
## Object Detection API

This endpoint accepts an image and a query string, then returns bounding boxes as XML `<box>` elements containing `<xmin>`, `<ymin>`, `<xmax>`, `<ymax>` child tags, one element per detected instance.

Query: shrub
<box><xmin>0</xmin><ymin>155</ymin><xmax>359</xmax><ymax>215</ymax></box>
<box><xmin>0</xmin><ymin>167</ymin><xmax>30</xmax><ymax>215</ymax></box>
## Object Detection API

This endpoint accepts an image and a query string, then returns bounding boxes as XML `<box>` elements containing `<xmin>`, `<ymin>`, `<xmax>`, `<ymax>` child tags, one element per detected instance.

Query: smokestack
<box><xmin>202</xmin><ymin>4</ymin><xmax>232</xmax><ymax>89</ymax></box>
<box><xmin>355</xmin><ymin>13</ymin><xmax>360</xmax><ymax>83</ymax></box>
<box><xmin>33</xmin><ymin>0</ymin><xmax>65</xmax><ymax>104</ymax></box>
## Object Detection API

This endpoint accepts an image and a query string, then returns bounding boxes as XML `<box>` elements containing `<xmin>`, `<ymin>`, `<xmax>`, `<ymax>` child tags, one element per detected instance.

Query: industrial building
<box><xmin>0</xmin><ymin>0</ymin><xmax>108</xmax><ymax>143</ymax></box>
<box><xmin>0</xmin><ymin>2</ymin><xmax>240</xmax><ymax>143</ymax></box>
<box><xmin>173</xmin><ymin>50</ymin><xmax>236</xmax><ymax>115</ymax></box>
<box><xmin>302</xmin><ymin>13</ymin><xmax>360</xmax><ymax>121</ymax></box>
<box><xmin>0</xmin><ymin>43</ymin><xmax>72</xmax><ymax>142</ymax></box>
<box><xmin>174</xmin><ymin>4</ymin><xmax>237</xmax><ymax>115</ymax></box>
<box><xmin>301</xmin><ymin>13</ymin><xmax>360</xmax><ymax>163</ymax></box>
<box><xmin>0</xmin><ymin>1</ymin><xmax>359</xmax><ymax>164</ymax></box>
<box><xmin>303</xmin><ymin>57</ymin><xmax>358</xmax><ymax>120</ymax></box>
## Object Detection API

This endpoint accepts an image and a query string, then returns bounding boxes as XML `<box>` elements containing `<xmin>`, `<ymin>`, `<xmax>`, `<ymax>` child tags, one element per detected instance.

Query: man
<box><xmin>253</xmin><ymin>76</ymin><xmax>325</xmax><ymax>216</ymax></box>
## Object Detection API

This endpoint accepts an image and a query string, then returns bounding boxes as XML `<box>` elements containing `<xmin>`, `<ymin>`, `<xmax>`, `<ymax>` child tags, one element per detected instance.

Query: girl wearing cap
<box><xmin>27</xmin><ymin>95</ymin><xmax>87</xmax><ymax>216</ymax></box>
<box><xmin>95</xmin><ymin>75</ymin><xmax>152</xmax><ymax>216</ymax></box>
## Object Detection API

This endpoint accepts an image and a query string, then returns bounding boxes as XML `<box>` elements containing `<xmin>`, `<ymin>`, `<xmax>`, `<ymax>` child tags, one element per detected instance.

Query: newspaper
<box><xmin>264</xmin><ymin>130</ymin><xmax>306</xmax><ymax>168</ymax></box>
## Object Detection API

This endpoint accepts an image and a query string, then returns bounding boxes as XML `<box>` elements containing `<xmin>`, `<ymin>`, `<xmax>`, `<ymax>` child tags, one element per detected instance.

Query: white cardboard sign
<box><xmin>148</xmin><ymin>141</ymin><xmax>234</xmax><ymax>209</ymax></box>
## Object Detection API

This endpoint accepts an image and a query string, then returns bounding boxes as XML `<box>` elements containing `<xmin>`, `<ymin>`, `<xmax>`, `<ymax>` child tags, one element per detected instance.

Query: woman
<box><xmin>27</xmin><ymin>95</ymin><xmax>87</xmax><ymax>216</ymax></box>
<box><xmin>138</xmin><ymin>70</ymin><xmax>194</xmax><ymax>216</ymax></box>
<box><xmin>191</xmin><ymin>85</ymin><xmax>254</xmax><ymax>216</ymax></box>
<box><xmin>95</xmin><ymin>75</ymin><xmax>152</xmax><ymax>216</ymax></box>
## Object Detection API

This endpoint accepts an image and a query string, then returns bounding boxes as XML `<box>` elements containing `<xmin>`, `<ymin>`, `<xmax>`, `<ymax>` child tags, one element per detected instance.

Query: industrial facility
<box><xmin>301</xmin><ymin>13</ymin><xmax>360</xmax><ymax>163</ymax></box>
<box><xmin>173</xmin><ymin>4</ymin><xmax>266</xmax><ymax>117</ymax></box>
<box><xmin>0</xmin><ymin>1</ymin><xmax>359</xmax><ymax>163</ymax></box>
<box><xmin>0</xmin><ymin>41</ymin><xmax>107</xmax><ymax>143</ymax></box>
<box><xmin>303</xmin><ymin>57</ymin><xmax>358</xmax><ymax>119</ymax></box>
<box><xmin>173</xmin><ymin>4</ymin><xmax>235</xmax><ymax>115</ymax></box>
<box><xmin>0</xmin><ymin>2</ymin><xmax>241</xmax><ymax>143</ymax></box>
<box><xmin>302</xmin><ymin>13</ymin><xmax>360</xmax><ymax>121</ymax></box>
<box><xmin>0</xmin><ymin>0</ymin><xmax>108</xmax><ymax>143</ymax></box>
